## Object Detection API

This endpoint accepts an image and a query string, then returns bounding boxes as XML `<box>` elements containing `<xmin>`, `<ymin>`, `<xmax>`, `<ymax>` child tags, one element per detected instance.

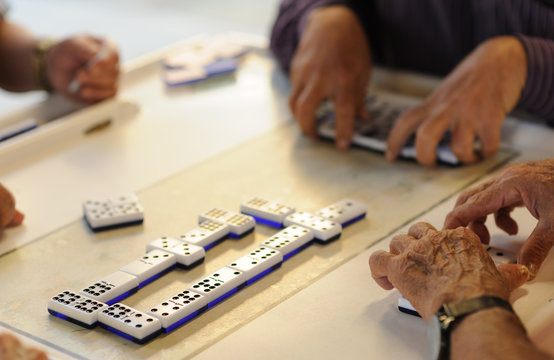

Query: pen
<box><xmin>68</xmin><ymin>45</ymin><xmax>110</xmax><ymax>94</ymax></box>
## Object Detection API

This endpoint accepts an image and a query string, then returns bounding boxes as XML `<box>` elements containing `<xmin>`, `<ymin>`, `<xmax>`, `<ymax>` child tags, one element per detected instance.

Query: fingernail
<box><xmin>527</xmin><ymin>263</ymin><xmax>538</xmax><ymax>280</ymax></box>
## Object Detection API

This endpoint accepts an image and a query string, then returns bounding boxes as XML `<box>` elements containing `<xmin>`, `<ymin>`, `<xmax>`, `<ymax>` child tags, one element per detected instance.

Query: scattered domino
<box><xmin>397</xmin><ymin>296</ymin><xmax>419</xmax><ymax>317</ymax></box>
<box><xmin>262</xmin><ymin>225</ymin><xmax>314</xmax><ymax>260</ymax></box>
<box><xmin>78</xmin><ymin>271</ymin><xmax>139</xmax><ymax>305</ymax></box>
<box><xmin>178</xmin><ymin>220</ymin><xmax>230</xmax><ymax>250</ymax></box>
<box><xmin>284</xmin><ymin>211</ymin><xmax>342</xmax><ymax>242</ymax></box>
<box><xmin>83</xmin><ymin>193</ymin><xmax>144</xmax><ymax>232</ymax></box>
<box><xmin>228</xmin><ymin>246</ymin><xmax>283</xmax><ymax>285</ymax></box>
<box><xmin>47</xmin><ymin>291</ymin><xmax>108</xmax><ymax>328</ymax></box>
<box><xmin>198</xmin><ymin>208</ymin><xmax>255</xmax><ymax>238</ymax></box>
<box><xmin>146</xmin><ymin>237</ymin><xmax>205</xmax><ymax>268</ymax></box>
<box><xmin>146</xmin><ymin>290</ymin><xmax>208</xmax><ymax>332</ymax></box>
<box><xmin>316</xmin><ymin>198</ymin><xmax>366</xmax><ymax>227</ymax></box>
<box><xmin>188</xmin><ymin>266</ymin><xmax>245</xmax><ymax>308</ymax></box>
<box><xmin>240</xmin><ymin>197</ymin><xmax>295</xmax><ymax>228</ymax></box>
<box><xmin>119</xmin><ymin>249</ymin><xmax>176</xmax><ymax>287</ymax></box>
<box><xmin>98</xmin><ymin>303</ymin><xmax>162</xmax><ymax>344</ymax></box>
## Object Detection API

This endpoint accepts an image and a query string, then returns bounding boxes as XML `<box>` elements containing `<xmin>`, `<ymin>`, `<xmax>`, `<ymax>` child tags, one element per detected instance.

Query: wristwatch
<box><xmin>427</xmin><ymin>296</ymin><xmax>513</xmax><ymax>360</ymax></box>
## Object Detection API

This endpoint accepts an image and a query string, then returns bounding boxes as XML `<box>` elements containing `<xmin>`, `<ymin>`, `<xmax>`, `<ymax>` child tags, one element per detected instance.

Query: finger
<box><xmin>497</xmin><ymin>264</ymin><xmax>530</xmax><ymax>291</ymax></box>
<box><xmin>294</xmin><ymin>77</ymin><xmax>325</xmax><ymax>138</ymax></box>
<box><xmin>8</xmin><ymin>209</ymin><xmax>24</xmax><ymax>227</ymax></box>
<box><xmin>385</xmin><ymin>105</ymin><xmax>426</xmax><ymax>161</ymax></box>
<box><xmin>368</xmin><ymin>250</ymin><xmax>395</xmax><ymax>290</ymax></box>
<box><xmin>414</xmin><ymin>112</ymin><xmax>451</xmax><ymax>167</ymax></box>
<box><xmin>467</xmin><ymin>216</ymin><xmax>491</xmax><ymax>244</ymax></box>
<box><xmin>494</xmin><ymin>207</ymin><xmax>518</xmax><ymax>235</ymax></box>
<box><xmin>356</xmin><ymin>72</ymin><xmax>371</xmax><ymax>123</ymax></box>
<box><xmin>453</xmin><ymin>177</ymin><xmax>496</xmax><ymax>208</ymax></box>
<box><xmin>77</xmin><ymin>68</ymin><xmax>119</xmax><ymax>88</ymax></box>
<box><xmin>477</xmin><ymin>117</ymin><xmax>502</xmax><ymax>158</ymax></box>
<box><xmin>79</xmin><ymin>86</ymin><xmax>118</xmax><ymax>102</ymax></box>
<box><xmin>333</xmin><ymin>72</ymin><xmax>357</xmax><ymax>150</ymax></box>
<box><xmin>389</xmin><ymin>234</ymin><xmax>413</xmax><ymax>254</ymax></box>
<box><xmin>408</xmin><ymin>222</ymin><xmax>437</xmax><ymax>239</ymax></box>
<box><xmin>518</xmin><ymin>220</ymin><xmax>554</xmax><ymax>278</ymax></box>
<box><xmin>450</xmin><ymin>122</ymin><xmax>480</xmax><ymax>164</ymax></box>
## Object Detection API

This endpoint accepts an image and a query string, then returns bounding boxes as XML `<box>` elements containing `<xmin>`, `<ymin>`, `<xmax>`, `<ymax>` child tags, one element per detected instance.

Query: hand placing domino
<box><xmin>198</xmin><ymin>208</ymin><xmax>255</xmax><ymax>238</ymax></box>
<box><xmin>284</xmin><ymin>211</ymin><xmax>341</xmax><ymax>243</ymax></box>
<box><xmin>240</xmin><ymin>197</ymin><xmax>295</xmax><ymax>228</ymax></box>
<box><xmin>78</xmin><ymin>271</ymin><xmax>139</xmax><ymax>305</ymax></box>
<box><xmin>178</xmin><ymin>220</ymin><xmax>230</xmax><ymax>250</ymax></box>
<box><xmin>98</xmin><ymin>303</ymin><xmax>162</xmax><ymax>344</ymax></box>
<box><xmin>228</xmin><ymin>246</ymin><xmax>283</xmax><ymax>286</ymax></box>
<box><xmin>316</xmin><ymin>198</ymin><xmax>366</xmax><ymax>227</ymax></box>
<box><xmin>146</xmin><ymin>237</ymin><xmax>205</xmax><ymax>269</ymax></box>
<box><xmin>83</xmin><ymin>193</ymin><xmax>144</xmax><ymax>232</ymax></box>
<box><xmin>47</xmin><ymin>291</ymin><xmax>108</xmax><ymax>328</ymax></box>
<box><xmin>188</xmin><ymin>266</ymin><xmax>246</xmax><ymax>308</ymax></box>
<box><xmin>119</xmin><ymin>249</ymin><xmax>176</xmax><ymax>288</ymax></box>
<box><xmin>261</xmin><ymin>225</ymin><xmax>314</xmax><ymax>260</ymax></box>
<box><xmin>146</xmin><ymin>290</ymin><xmax>209</xmax><ymax>333</ymax></box>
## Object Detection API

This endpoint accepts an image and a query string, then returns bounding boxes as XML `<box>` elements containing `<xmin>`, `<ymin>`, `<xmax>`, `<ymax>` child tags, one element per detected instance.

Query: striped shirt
<box><xmin>270</xmin><ymin>0</ymin><xmax>554</xmax><ymax>123</ymax></box>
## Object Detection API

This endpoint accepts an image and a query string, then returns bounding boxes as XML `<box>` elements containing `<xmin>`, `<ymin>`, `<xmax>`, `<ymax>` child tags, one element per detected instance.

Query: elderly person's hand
<box><xmin>289</xmin><ymin>5</ymin><xmax>370</xmax><ymax>150</ymax></box>
<box><xmin>0</xmin><ymin>332</ymin><xmax>47</xmax><ymax>360</ymax></box>
<box><xmin>0</xmin><ymin>183</ymin><xmax>23</xmax><ymax>229</ymax></box>
<box><xmin>444</xmin><ymin>159</ymin><xmax>554</xmax><ymax>277</ymax></box>
<box><xmin>45</xmin><ymin>35</ymin><xmax>119</xmax><ymax>103</ymax></box>
<box><xmin>369</xmin><ymin>222</ymin><xmax>528</xmax><ymax>321</ymax></box>
<box><xmin>386</xmin><ymin>36</ymin><xmax>527</xmax><ymax>166</ymax></box>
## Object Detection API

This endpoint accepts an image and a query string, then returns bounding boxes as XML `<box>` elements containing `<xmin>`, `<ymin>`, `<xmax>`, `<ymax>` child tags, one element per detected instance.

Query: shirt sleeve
<box><xmin>269</xmin><ymin>0</ymin><xmax>352</xmax><ymax>73</ymax></box>
<box><xmin>516</xmin><ymin>35</ymin><xmax>554</xmax><ymax>124</ymax></box>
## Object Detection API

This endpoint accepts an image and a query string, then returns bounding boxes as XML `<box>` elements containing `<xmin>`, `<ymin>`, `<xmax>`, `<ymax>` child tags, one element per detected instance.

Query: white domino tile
<box><xmin>317</xmin><ymin>198</ymin><xmax>366</xmax><ymax>226</ymax></box>
<box><xmin>78</xmin><ymin>271</ymin><xmax>139</xmax><ymax>305</ymax></box>
<box><xmin>47</xmin><ymin>290</ymin><xmax>108</xmax><ymax>328</ymax></box>
<box><xmin>83</xmin><ymin>193</ymin><xmax>143</xmax><ymax>231</ymax></box>
<box><xmin>119</xmin><ymin>249</ymin><xmax>176</xmax><ymax>286</ymax></box>
<box><xmin>178</xmin><ymin>220</ymin><xmax>230</xmax><ymax>250</ymax></box>
<box><xmin>240</xmin><ymin>197</ymin><xmax>295</xmax><ymax>227</ymax></box>
<box><xmin>199</xmin><ymin>208</ymin><xmax>255</xmax><ymax>237</ymax></box>
<box><xmin>98</xmin><ymin>303</ymin><xmax>162</xmax><ymax>343</ymax></box>
<box><xmin>147</xmin><ymin>237</ymin><xmax>205</xmax><ymax>268</ymax></box>
<box><xmin>284</xmin><ymin>211</ymin><xmax>342</xmax><ymax>242</ymax></box>
<box><xmin>188</xmin><ymin>266</ymin><xmax>245</xmax><ymax>307</ymax></box>
<box><xmin>146</xmin><ymin>290</ymin><xmax>208</xmax><ymax>332</ymax></box>
<box><xmin>228</xmin><ymin>246</ymin><xmax>283</xmax><ymax>285</ymax></box>
<box><xmin>261</xmin><ymin>225</ymin><xmax>314</xmax><ymax>259</ymax></box>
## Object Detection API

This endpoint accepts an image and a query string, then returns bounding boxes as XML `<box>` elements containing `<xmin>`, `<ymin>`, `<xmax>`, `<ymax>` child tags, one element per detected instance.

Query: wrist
<box><xmin>32</xmin><ymin>38</ymin><xmax>58</xmax><ymax>92</ymax></box>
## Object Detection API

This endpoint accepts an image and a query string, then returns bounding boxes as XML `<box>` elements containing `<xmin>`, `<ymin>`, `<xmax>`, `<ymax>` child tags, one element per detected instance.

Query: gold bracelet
<box><xmin>32</xmin><ymin>38</ymin><xmax>58</xmax><ymax>92</ymax></box>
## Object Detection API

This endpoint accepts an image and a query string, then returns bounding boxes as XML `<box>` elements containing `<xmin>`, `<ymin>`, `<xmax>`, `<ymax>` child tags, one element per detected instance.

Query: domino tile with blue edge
<box><xmin>178</xmin><ymin>220</ymin><xmax>230</xmax><ymax>250</ymax></box>
<box><xmin>146</xmin><ymin>290</ymin><xmax>208</xmax><ymax>332</ymax></box>
<box><xmin>188</xmin><ymin>266</ymin><xmax>246</xmax><ymax>308</ymax></box>
<box><xmin>204</xmin><ymin>58</ymin><xmax>238</xmax><ymax>77</ymax></box>
<box><xmin>240</xmin><ymin>197</ymin><xmax>295</xmax><ymax>228</ymax></box>
<box><xmin>78</xmin><ymin>271</ymin><xmax>139</xmax><ymax>305</ymax></box>
<box><xmin>261</xmin><ymin>225</ymin><xmax>314</xmax><ymax>260</ymax></box>
<box><xmin>283</xmin><ymin>211</ymin><xmax>342</xmax><ymax>243</ymax></box>
<box><xmin>228</xmin><ymin>246</ymin><xmax>283</xmax><ymax>286</ymax></box>
<box><xmin>316</xmin><ymin>198</ymin><xmax>367</xmax><ymax>227</ymax></box>
<box><xmin>146</xmin><ymin>237</ymin><xmax>205</xmax><ymax>268</ymax></box>
<box><xmin>198</xmin><ymin>208</ymin><xmax>255</xmax><ymax>238</ymax></box>
<box><xmin>83</xmin><ymin>193</ymin><xmax>143</xmax><ymax>232</ymax></box>
<box><xmin>98</xmin><ymin>303</ymin><xmax>162</xmax><ymax>344</ymax></box>
<box><xmin>119</xmin><ymin>249</ymin><xmax>176</xmax><ymax>288</ymax></box>
<box><xmin>47</xmin><ymin>291</ymin><xmax>108</xmax><ymax>329</ymax></box>
<box><xmin>164</xmin><ymin>67</ymin><xmax>207</xmax><ymax>86</ymax></box>
<box><xmin>0</xmin><ymin>118</ymin><xmax>38</xmax><ymax>142</ymax></box>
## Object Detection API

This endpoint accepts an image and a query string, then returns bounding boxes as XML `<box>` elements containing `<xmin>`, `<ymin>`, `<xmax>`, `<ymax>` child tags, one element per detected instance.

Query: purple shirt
<box><xmin>270</xmin><ymin>0</ymin><xmax>554</xmax><ymax>123</ymax></box>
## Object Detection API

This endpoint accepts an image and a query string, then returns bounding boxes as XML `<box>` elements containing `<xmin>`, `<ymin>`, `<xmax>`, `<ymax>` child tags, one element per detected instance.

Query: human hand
<box><xmin>45</xmin><ymin>35</ymin><xmax>119</xmax><ymax>103</ymax></box>
<box><xmin>289</xmin><ymin>5</ymin><xmax>370</xmax><ymax>150</ymax></box>
<box><xmin>444</xmin><ymin>159</ymin><xmax>554</xmax><ymax>277</ymax></box>
<box><xmin>369</xmin><ymin>222</ymin><xmax>529</xmax><ymax>321</ymax></box>
<box><xmin>0</xmin><ymin>183</ymin><xmax>24</xmax><ymax>229</ymax></box>
<box><xmin>386</xmin><ymin>36</ymin><xmax>527</xmax><ymax>166</ymax></box>
<box><xmin>0</xmin><ymin>332</ymin><xmax>47</xmax><ymax>360</ymax></box>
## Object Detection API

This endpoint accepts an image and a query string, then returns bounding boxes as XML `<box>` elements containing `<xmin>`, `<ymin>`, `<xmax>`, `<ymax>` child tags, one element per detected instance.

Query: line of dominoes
<box><xmin>48</xmin><ymin>198</ymin><xmax>366</xmax><ymax>343</ymax></box>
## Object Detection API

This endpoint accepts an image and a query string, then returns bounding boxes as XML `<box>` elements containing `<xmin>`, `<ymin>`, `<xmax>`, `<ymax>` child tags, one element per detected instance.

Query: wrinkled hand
<box><xmin>45</xmin><ymin>35</ymin><xmax>119</xmax><ymax>103</ymax></box>
<box><xmin>369</xmin><ymin>222</ymin><xmax>528</xmax><ymax>321</ymax></box>
<box><xmin>0</xmin><ymin>333</ymin><xmax>47</xmax><ymax>360</ymax></box>
<box><xmin>386</xmin><ymin>36</ymin><xmax>527</xmax><ymax>166</ymax></box>
<box><xmin>289</xmin><ymin>5</ymin><xmax>370</xmax><ymax>150</ymax></box>
<box><xmin>445</xmin><ymin>159</ymin><xmax>554</xmax><ymax>277</ymax></box>
<box><xmin>0</xmin><ymin>183</ymin><xmax>23</xmax><ymax>229</ymax></box>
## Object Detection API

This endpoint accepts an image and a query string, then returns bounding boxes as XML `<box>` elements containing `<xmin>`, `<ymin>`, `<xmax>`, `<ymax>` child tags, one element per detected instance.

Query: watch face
<box><xmin>427</xmin><ymin>314</ymin><xmax>441</xmax><ymax>359</ymax></box>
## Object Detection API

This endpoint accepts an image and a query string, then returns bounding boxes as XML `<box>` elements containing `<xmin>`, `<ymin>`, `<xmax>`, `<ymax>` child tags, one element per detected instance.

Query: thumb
<box><xmin>518</xmin><ymin>220</ymin><xmax>554</xmax><ymax>278</ymax></box>
<box><xmin>497</xmin><ymin>263</ymin><xmax>530</xmax><ymax>291</ymax></box>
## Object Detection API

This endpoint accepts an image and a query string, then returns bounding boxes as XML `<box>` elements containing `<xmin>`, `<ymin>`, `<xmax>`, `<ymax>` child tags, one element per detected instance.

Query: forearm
<box><xmin>0</xmin><ymin>20</ymin><xmax>39</xmax><ymax>91</ymax></box>
<box><xmin>452</xmin><ymin>307</ymin><xmax>553</xmax><ymax>360</ymax></box>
